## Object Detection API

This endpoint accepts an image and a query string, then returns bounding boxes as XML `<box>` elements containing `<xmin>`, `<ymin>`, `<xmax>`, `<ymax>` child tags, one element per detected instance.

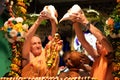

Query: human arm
<box><xmin>43</xmin><ymin>9</ymin><xmax>58</xmax><ymax>37</ymax></box>
<box><xmin>50</xmin><ymin>19</ymin><xmax>57</xmax><ymax>37</ymax></box>
<box><xmin>22</xmin><ymin>14</ymin><xmax>44</xmax><ymax>66</ymax></box>
<box><xmin>40</xmin><ymin>9</ymin><xmax>58</xmax><ymax>41</ymax></box>
<box><xmin>42</xmin><ymin>5</ymin><xmax>58</xmax><ymax>37</ymax></box>
<box><xmin>73</xmin><ymin>22</ymin><xmax>98</xmax><ymax>58</ymax></box>
<box><xmin>70</xmin><ymin>10</ymin><xmax>113</xmax><ymax>53</ymax></box>
<box><xmin>88</xmin><ymin>24</ymin><xmax>113</xmax><ymax>53</ymax></box>
<box><xmin>22</xmin><ymin>9</ymin><xmax>58</xmax><ymax>66</ymax></box>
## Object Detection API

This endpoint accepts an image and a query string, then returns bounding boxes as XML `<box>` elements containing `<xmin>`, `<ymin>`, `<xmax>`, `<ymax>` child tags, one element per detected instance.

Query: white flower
<box><xmin>9</xmin><ymin>29</ymin><xmax>18</xmax><ymax>37</ymax></box>
<box><xmin>4</xmin><ymin>21</ymin><xmax>8</xmax><ymax>26</ymax></box>
<box><xmin>106</xmin><ymin>20</ymin><xmax>108</xmax><ymax>24</ymax></box>
<box><xmin>5</xmin><ymin>34</ymin><xmax>15</xmax><ymax>43</ymax></box>
<box><xmin>3</xmin><ymin>17</ymin><xmax>29</xmax><ymax>43</ymax></box>
<box><xmin>16</xmin><ymin>36</ymin><xmax>22</xmax><ymax>41</ymax></box>
<box><xmin>22</xmin><ymin>24</ymin><xmax>29</xmax><ymax>30</ymax></box>
<box><xmin>10</xmin><ymin>1</ymin><xmax>14</xmax><ymax>5</ymax></box>
<box><xmin>7</xmin><ymin>38</ymin><xmax>15</xmax><ymax>43</ymax></box>
<box><xmin>8</xmin><ymin>17</ymin><xmax>15</xmax><ymax>21</ymax></box>
<box><xmin>15</xmin><ymin>17</ymin><xmax>24</xmax><ymax>23</ymax></box>
<box><xmin>20</xmin><ymin>31</ymin><xmax>26</xmax><ymax>38</ymax></box>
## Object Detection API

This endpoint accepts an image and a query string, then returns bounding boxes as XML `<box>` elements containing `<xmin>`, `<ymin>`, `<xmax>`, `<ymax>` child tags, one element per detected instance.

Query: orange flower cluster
<box><xmin>17</xmin><ymin>1</ymin><xmax>27</xmax><ymax>14</ymax></box>
<box><xmin>106</xmin><ymin>17</ymin><xmax>114</xmax><ymax>31</ymax></box>
<box><xmin>5</xmin><ymin>0</ymin><xmax>31</xmax><ymax>18</ymax></box>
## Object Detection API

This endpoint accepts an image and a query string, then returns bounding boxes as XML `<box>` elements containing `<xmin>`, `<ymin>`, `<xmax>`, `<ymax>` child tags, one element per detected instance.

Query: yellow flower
<box><xmin>17</xmin><ymin>2</ymin><xmax>26</xmax><ymax>8</ymax></box>
<box><xmin>17</xmin><ymin>0</ymin><xmax>23</xmax><ymax>2</ymax></box>
<box><xmin>2</xmin><ymin>17</ymin><xmax>28</xmax><ymax>43</ymax></box>
<box><xmin>20</xmin><ymin>6</ymin><xmax>27</xmax><ymax>14</ymax></box>
<box><xmin>2</xmin><ymin>26</ymin><xmax>8</xmax><ymax>31</ymax></box>
<box><xmin>12</xmin><ymin>58</ymin><xmax>21</xmax><ymax>66</ymax></box>
<box><xmin>22</xmin><ymin>24</ymin><xmax>29</xmax><ymax>31</ymax></box>
<box><xmin>10</xmin><ymin>64</ymin><xmax>20</xmax><ymax>72</ymax></box>
<box><xmin>13</xmin><ymin>23</ymin><xmax>23</xmax><ymax>32</ymax></box>
<box><xmin>15</xmin><ymin>17</ymin><xmax>24</xmax><ymax>23</ymax></box>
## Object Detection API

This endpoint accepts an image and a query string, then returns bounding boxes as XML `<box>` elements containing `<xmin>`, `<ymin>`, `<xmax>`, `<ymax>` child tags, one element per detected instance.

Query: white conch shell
<box><xmin>43</xmin><ymin>5</ymin><xmax>58</xmax><ymax>24</ymax></box>
<box><xmin>59</xmin><ymin>4</ymin><xmax>81</xmax><ymax>22</ymax></box>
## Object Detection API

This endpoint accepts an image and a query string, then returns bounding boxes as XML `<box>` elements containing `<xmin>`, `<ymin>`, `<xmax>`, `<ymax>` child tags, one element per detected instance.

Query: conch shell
<box><xmin>42</xmin><ymin>5</ymin><xmax>58</xmax><ymax>24</ymax></box>
<box><xmin>59</xmin><ymin>4</ymin><xmax>81</xmax><ymax>22</ymax></box>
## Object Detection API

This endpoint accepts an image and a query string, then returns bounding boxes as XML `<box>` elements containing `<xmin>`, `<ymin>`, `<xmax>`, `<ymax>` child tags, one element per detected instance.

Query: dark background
<box><xmin>26</xmin><ymin>0</ymin><xmax>117</xmax><ymax>39</ymax></box>
<box><xmin>27</xmin><ymin>0</ymin><xmax>117</xmax><ymax>20</ymax></box>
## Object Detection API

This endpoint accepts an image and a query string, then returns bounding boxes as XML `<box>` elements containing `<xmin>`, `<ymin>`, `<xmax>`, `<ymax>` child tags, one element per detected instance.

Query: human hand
<box><xmin>40</xmin><ymin>5</ymin><xmax>58</xmax><ymax>24</ymax></box>
<box><xmin>59</xmin><ymin>4</ymin><xmax>89</xmax><ymax>25</ymax></box>
<box><xmin>69</xmin><ymin>11</ymin><xmax>89</xmax><ymax>25</ymax></box>
<box><xmin>39</xmin><ymin>11</ymin><xmax>52</xmax><ymax>19</ymax></box>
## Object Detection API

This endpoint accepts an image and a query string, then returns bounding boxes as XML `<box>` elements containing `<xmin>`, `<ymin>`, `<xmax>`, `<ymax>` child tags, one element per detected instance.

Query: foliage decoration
<box><xmin>1</xmin><ymin>17</ymin><xmax>28</xmax><ymax>43</ymax></box>
<box><xmin>5</xmin><ymin>0</ymin><xmax>32</xmax><ymax>18</ymax></box>
<box><xmin>104</xmin><ymin>1</ymin><xmax>120</xmax><ymax>79</ymax></box>
<box><xmin>84</xmin><ymin>9</ymin><xmax>101</xmax><ymax>22</ymax></box>
<box><xmin>25</xmin><ymin>14</ymin><xmax>48</xmax><ymax>27</ymax></box>
<box><xmin>104</xmin><ymin>2</ymin><xmax>120</xmax><ymax>38</ymax></box>
<box><xmin>83</xmin><ymin>8</ymin><xmax>105</xmax><ymax>33</ymax></box>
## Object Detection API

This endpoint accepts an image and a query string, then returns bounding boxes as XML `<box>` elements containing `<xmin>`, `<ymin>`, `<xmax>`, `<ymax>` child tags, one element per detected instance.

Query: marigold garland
<box><xmin>1</xmin><ymin>17</ymin><xmax>28</xmax><ymax>43</ymax></box>
<box><xmin>1</xmin><ymin>0</ymin><xmax>31</xmax><ymax>77</ymax></box>
<box><xmin>104</xmin><ymin>0</ymin><xmax>120</xmax><ymax>79</ymax></box>
<box><xmin>1</xmin><ymin>17</ymin><xmax>28</xmax><ymax>77</ymax></box>
<box><xmin>5</xmin><ymin>0</ymin><xmax>32</xmax><ymax>18</ymax></box>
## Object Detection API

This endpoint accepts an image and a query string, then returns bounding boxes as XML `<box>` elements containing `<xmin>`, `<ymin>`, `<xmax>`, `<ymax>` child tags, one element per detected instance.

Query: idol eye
<box><xmin>64</xmin><ymin>59</ymin><xmax>68</xmax><ymax>63</ymax></box>
<box><xmin>68</xmin><ymin>58</ymin><xmax>70</xmax><ymax>60</ymax></box>
<box><xmin>64</xmin><ymin>60</ymin><xmax>67</xmax><ymax>63</ymax></box>
<box><xmin>53</xmin><ymin>58</ymin><xmax>55</xmax><ymax>60</ymax></box>
<box><xmin>64</xmin><ymin>58</ymin><xmax>71</xmax><ymax>63</ymax></box>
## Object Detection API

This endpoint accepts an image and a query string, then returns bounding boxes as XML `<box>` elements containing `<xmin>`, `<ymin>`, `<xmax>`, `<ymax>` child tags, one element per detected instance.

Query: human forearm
<box><xmin>26</xmin><ymin>18</ymin><xmax>43</xmax><ymax>39</ymax></box>
<box><xmin>72</xmin><ymin>11</ymin><xmax>113</xmax><ymax>52</ymax></box>
<box><xmin>87</xmin><ymin>23</ymin><xmax>113</xmax><ymax>52</ymax></box>
<box><xmin>22</xmin><ymin>17</ymin><xmax>43</xmax><ymax>58</ymax></box>
<box><xmin>73</xmin><ymin>23</ymin><xmax>98</xmax><ymax>58</ymax></box>
<box><xmin>50</xmin><ymin>19</ymin><xmax>57</xmax><ymax>37</ymax></box>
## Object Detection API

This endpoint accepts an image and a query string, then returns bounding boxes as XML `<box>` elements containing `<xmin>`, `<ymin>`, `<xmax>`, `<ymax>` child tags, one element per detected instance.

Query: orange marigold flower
<box><xmin>20</xmin><ymin>6</ymin><xmax>27</xmax><ymax>14</ymax></box>
<box><xmin>106</xmin><ymin>17</ymin><xmax>114</xmax><ymax>26</ymax></box>
<box><xmin>17</xmin><ymin>2</ymin><xmax>27</xmax><ymax>9</ymax></box>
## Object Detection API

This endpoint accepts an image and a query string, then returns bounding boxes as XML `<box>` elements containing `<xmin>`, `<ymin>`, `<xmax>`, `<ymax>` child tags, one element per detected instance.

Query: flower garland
<box><xmin>104</xmin><ymin>0</ymin><xmax>120</xmax><ymax>79</ymax></box>
<box><xmin>5</xmin><ymin>0</ymin><xmax>32</xmax><ymax>18</ymax></box>
<box><xmin>1</xmin><ymin>0</ymin><xmax>31</xmax><ymax>77</ymax></box>
<box><xmin>2</xmin><ymin>17</ymin><xmax>28</xmax><ymax>43</ymax></box>
<box><xmin>1</xmin><ymin>17</ymin><xmax>29</xmax><ymax>77</ymax></box>
<box><xmin>105</xmin><ymin>16</ymin><xmax>120</xmax><ymax>38</ymax></box>
<box><xmin>105</xmin><ymin>2</ymin><xmax>120</xmax><ymax>38</ymax></box>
